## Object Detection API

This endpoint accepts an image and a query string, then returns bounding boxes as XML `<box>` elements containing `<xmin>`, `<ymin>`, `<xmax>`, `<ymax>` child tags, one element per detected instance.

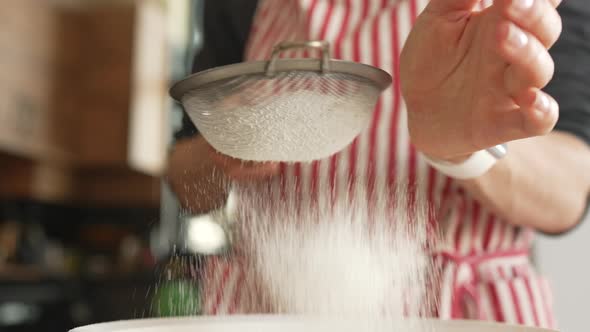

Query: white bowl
<box><xmin>70</xmin><ymin>315</ymin><xmax>558</xmax><ymax>332</ymax></box>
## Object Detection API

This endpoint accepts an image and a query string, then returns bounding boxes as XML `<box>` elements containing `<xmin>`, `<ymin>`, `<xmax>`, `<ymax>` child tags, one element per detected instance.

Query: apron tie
<box><xmin>434</xmin><ymin>249</ymin><xmax>529</xmax><ymax>320</ymax></box>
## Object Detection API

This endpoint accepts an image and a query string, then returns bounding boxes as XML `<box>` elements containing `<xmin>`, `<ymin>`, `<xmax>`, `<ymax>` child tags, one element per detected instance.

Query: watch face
<box><xmin>486</xmin><ymin>144</ymin><xmax>508</xmax><ymax>159</ymax></box>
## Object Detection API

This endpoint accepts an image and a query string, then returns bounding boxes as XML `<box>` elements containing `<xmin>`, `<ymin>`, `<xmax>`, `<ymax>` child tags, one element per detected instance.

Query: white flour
<box><xmin>182</xmin><ymin>73</ymin><xmax>379</xmax><ymax>162</ymax></box>
<box><xmin>231</xmin><ymin>179</ymin><xmax>438</xmax><ymax>321</ymax></box>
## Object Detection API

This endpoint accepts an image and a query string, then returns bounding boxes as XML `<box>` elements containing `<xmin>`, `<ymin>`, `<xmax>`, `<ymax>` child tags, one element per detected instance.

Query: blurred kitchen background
<box><xmin>0</xmin><ymin>0</ymin><xmax>206</xmax><ymax>331</ymax></box>
<box><xmin>0</xmin><ymin>1</ymin><xmax>587</xmax><ymax>332</ymax></box>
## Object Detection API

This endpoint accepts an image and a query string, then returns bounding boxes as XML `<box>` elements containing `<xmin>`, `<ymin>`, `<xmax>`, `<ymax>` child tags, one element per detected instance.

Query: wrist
<box><xmin>421</xmin><ymin>144</ymin><xmax>508</xmax><ymax>180</ymax></box>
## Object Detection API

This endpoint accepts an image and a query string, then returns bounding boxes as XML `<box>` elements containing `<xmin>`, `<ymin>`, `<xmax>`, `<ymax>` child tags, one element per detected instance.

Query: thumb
<box><xmin>425</xmin><ymin>0</ymin><xmax>481</xmax><ymax>15</ymax></box>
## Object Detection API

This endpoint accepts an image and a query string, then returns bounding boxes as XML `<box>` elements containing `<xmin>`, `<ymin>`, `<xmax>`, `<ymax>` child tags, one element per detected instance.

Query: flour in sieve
<box><xmin>181</xmin><ymin>72</ymin><xmax>380</xmax><ymax>162</ymax></box>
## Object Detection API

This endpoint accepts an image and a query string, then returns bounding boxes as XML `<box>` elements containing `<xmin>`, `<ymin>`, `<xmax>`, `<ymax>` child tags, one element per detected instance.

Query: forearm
<box><xmin>166</xmin><ymin>137</ymin><xmax>228</xmax><ymax>214</ymax></box>
<box><xmin>459</xmin><ymin>131</ymin><xmax>590</xmax><ymax>234</ymax></box>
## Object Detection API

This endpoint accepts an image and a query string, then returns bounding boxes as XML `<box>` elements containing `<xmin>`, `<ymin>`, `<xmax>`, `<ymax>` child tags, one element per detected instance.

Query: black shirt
<box><xmin>544</xmin><ymin>0</ymin><xmax>590</xmax><ymax>145</ymax></box>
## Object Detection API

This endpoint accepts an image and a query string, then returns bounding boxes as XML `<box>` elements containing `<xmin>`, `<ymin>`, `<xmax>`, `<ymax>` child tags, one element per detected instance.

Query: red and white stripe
<box><xmin>201</xmin><ymin>0</ymin><xmax>557</xmax><ymax>329</ymax></box>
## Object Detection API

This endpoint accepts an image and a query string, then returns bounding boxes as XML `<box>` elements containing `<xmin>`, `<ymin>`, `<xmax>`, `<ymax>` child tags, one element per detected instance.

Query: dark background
<box><xmin>0</xmin><ymin>1</ymin><xmax>202</xmax><ymax>331</ymax></box>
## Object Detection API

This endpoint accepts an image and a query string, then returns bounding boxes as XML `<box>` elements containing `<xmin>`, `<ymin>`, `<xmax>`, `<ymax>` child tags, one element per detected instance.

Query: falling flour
<box><xmin>229</xmin><ymin>178</ymin><xmax>439</xmax><ymax>324</ymax></box>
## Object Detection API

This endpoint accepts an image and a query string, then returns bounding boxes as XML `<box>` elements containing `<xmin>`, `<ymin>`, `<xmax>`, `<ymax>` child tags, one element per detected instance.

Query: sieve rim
<box><xmin>169</xmin><ymin>58</ymin><xmax>392</xmax><ymax>101</ymax></box>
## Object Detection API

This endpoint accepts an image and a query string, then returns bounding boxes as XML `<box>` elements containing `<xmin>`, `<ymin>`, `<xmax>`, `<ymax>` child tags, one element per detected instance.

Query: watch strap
<box><xmin>422</xmin><ymin>148</ymin><xmax>501</xmax><ymax>180</ymax></box>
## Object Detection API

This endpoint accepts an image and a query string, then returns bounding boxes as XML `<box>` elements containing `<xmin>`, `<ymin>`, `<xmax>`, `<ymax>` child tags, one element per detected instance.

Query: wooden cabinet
<box><xmin>0</xmin><ymin>0</ymin><xmax>69</xmax><ymax>163</ymax></box>
<box><xmin>68</xmin><ymin>6</ymin><xmax>136</xmax><ymax>167</ymax></box>
<box><xmin>0</xmin><ymin>0</ymin><xmax>168</xmax><ymax>206</ymax></box>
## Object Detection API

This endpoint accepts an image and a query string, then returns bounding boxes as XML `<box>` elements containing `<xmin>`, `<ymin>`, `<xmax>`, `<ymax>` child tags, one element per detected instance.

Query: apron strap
<box><xmin>434</xmin><ymin>249</ymin><xmax>529</xmax><ymax>320</ymax></box>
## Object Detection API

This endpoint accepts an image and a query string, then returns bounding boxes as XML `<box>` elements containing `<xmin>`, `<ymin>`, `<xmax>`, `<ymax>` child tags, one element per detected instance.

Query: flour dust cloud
<box><xmin>225</xmin><ymin>176</ymin><xmax>440</xmax><ymax>322</ymax></box>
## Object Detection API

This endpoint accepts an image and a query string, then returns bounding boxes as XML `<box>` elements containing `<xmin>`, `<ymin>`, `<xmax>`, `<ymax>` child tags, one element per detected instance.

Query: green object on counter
<box><xmin>154</xmin><ymin>280</ymin><xmax>201</xmax><ymax>317</ymax></box>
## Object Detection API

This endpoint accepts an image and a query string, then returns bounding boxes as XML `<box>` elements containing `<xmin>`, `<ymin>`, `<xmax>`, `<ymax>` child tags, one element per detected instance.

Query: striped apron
<box><xmin>200</xmin><ymin>0</ymin><xmax>556</xmax><ymax>329</ymax></box>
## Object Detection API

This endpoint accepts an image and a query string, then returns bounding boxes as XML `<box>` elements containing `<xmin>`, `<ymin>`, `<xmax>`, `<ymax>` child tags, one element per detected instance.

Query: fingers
<box><xmin>424</xmin><ymin>0</ymin><xmax>480</xmax><ymax>17</ymax></box>
<box><xmin>491</xmin><ymin>89</ymin><xmax>559</xmax><ymax>142</ymax></box>
<box><xmin>492</xmin><ymin>0</ymin><xmax>561</xmax><ymax>97</ymax></box>
<box><xmin>496</xmin><ymin>0</ymin><xmax>562</xmax><ymax>48</ymax></box>
<box><xmin>496</xmin><ymin>21</ymin><xmax>554</xmax><ymax>94</ymax></box>
<box><xmin>547</xmin><ymin>0</ymin><xmax>562</xmax><ymax>8</ymax></box>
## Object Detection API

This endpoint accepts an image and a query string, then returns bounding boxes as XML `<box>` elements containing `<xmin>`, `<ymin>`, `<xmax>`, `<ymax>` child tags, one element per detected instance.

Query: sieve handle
<box><xmin>266</xmin><ymin>40</ymin><xmax>331</xmax><ymax>76</ymax></box>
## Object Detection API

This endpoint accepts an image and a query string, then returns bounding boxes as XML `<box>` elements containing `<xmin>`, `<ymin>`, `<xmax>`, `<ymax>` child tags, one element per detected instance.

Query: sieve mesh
<box><xmin>181</xmin><ymin>70</ymin><xmax>381</xmax><ymax>162</ymax></box>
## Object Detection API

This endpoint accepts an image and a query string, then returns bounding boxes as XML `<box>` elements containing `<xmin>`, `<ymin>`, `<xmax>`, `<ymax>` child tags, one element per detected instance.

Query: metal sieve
<box><xmin>170</xmin><ymin>40</ymin><xmax>392</xmax><ymax>162</ymax></box>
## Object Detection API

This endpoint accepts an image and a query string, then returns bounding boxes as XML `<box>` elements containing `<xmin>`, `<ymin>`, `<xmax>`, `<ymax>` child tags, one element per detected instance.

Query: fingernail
<box><xmin>512</xmin><ymin>0</ymin><xmax>534</xmax><ymax>11</ymax></box>
<box><xmin>507</xmin><ymin>24</ymin><xmax>528</xmax><ymax>49</ymax></box>
<box><xmin>534</xmin><ymin>94</ymin><xmax>551</xmax><ymax>113</ymax></box>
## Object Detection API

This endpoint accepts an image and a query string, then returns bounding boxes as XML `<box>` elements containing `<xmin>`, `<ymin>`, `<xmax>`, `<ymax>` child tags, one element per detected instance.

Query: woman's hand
<box><xmin>400</xmin><ymin>0</ymin><xmax>562</xmax><ymax>161</ymax></box>
<box><xmin>167</xmin><ymin>136</ymin><xmax>280</xmax><ymax>213</ymax></box>
<box><xmin>205</xmin><ymin>139</ymin><xmax>281</xmax><ymax>182</ymax></box>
